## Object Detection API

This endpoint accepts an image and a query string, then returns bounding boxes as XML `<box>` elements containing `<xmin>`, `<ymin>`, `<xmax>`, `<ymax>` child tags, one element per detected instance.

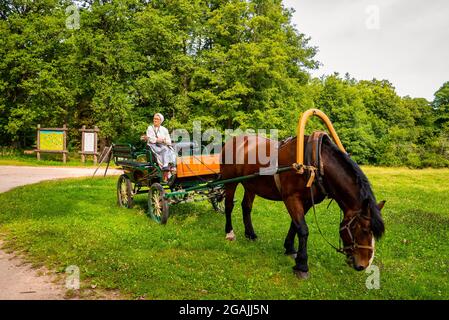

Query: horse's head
<box><xmin>340</xmin><ymin>199</ymin><xmax>385</xmax><ymax>271</ymax></box>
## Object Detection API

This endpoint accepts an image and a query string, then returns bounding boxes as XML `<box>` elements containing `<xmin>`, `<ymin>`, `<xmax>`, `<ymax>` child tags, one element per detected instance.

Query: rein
<box><xmin>309</xmin><ymin>186</ymin><xmax>344</xmax><ymax>254</ymax></box>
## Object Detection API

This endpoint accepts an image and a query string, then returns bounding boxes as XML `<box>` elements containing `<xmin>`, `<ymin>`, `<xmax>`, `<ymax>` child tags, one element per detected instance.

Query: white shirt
<box><xmin>146</xmin><ymin>125</ymin><xmax>172</xmax><ymax>145</ymax></box>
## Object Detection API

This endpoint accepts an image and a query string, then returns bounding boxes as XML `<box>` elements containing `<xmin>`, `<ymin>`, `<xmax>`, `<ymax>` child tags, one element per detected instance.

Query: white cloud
<box><xmin>284</xmin><ymin>0</ymin><xmax>449</xmax><ymax>100</ymax></box>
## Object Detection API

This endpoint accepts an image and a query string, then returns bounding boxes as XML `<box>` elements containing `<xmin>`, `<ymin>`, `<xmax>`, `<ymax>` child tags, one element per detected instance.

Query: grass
<box><xmin>0</xmin><ymin>153</ymin><xmax>114</xmax><ymax>167</ymax></box>
<box><xmin>0</xmin><ymin>166</ymin><xmax>448</xmax><ymax>299</ymax></box>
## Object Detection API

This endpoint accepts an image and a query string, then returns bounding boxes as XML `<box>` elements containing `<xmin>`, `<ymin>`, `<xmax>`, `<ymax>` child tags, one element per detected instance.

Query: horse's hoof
<box><xmin>245</xmin><ymin>233</ymin><xmax>258</xmax><ymax>241</ymax></box>
<box><xmin>293</xmin><ymin>270</ymin><xmax>310</xmax><ymax>280</ymax></box>
<box><xmin>225</xmin><ymin>230</ymin><xmax>236</xmax><ymax>241</ymax></box>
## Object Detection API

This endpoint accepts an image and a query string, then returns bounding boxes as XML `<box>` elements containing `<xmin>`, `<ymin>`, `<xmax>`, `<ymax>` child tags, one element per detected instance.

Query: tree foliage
<box><xmin>0</xmin><ymin>0</ymin><xmax>447</xmax><ymax>167</ymax></box>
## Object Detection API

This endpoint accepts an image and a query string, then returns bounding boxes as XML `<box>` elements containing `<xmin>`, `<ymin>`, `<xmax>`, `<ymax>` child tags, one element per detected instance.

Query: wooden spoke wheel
<box><xmin>148</xmin><ymin>183</ymin><xmax>169</xmax><ymax>224</ymax></box>
<box><xmin>117</xmin><ymin>174</ymin><xmax>134</xmax><ymax>209</ymax></box>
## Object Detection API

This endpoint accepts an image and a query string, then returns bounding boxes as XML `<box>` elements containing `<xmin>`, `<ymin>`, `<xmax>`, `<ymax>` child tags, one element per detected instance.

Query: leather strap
<box><xmin>305</xmin><ymin>131</ymin><xmax>328</xmax><ymax>195</ymax></box>
<box><xmin>306</xmin><ymin>168</ymin><xmax>315</xmax><ymax>188</ymax></box>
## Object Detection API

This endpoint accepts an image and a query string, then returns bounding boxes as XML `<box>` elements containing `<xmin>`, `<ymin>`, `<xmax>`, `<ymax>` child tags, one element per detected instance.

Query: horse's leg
<box><xmin>242</xmin><ymin>188</ymin><xmax>257</xmax><ymax>240</ymax></box>
<box><xmin>284</xmin><ymin>196</ymin><xmax>310</xmax><ymax>279</ymax></box>
<box><xmin>225</xmin><ymin>182</ymin><xmax>238</xmax><ymax>241</ymax></box>
<box><xmin>283</xmin><ymin>221</ymin><xmax>297</xmax><ymax>258</ymax></box>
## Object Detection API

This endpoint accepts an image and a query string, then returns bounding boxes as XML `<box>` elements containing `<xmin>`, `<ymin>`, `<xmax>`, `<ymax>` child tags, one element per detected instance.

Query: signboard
<box><xmin>36</xmin><ymin>124</ymin><xmax>68</xmax><ymax>163</ymax></box>
<box><xmin>83</xmin><ymin>132</ymin><xmax>95</xmax><ymax>153</ymax></box>
<box><xmin>39</xmin><ymin>130</ymin><xmax>64</xmax><ymax>151</ymax></box>
<box><xmin>79</xmin><ymin>126</ymin><xmax>100</xmax><ymax>164</ymax></box>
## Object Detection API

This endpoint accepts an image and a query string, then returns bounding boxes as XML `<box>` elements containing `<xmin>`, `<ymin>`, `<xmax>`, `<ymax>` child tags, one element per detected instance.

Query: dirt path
<box><xmin>0</xmin><ymin>243</ymin><xmax>65</xmax><ymax>300</ymax></box>
<box><xmin>0</xmin><ymin>165</ymin><xmax>121</xmax><ymax>300</ymax></box>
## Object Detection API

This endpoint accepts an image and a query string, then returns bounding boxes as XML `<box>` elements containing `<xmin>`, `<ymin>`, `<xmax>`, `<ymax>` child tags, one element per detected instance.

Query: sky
<box><xmin>283</xmin><ymin>0</ymin><xmax>449</xmax><ymax>101</ymax></box>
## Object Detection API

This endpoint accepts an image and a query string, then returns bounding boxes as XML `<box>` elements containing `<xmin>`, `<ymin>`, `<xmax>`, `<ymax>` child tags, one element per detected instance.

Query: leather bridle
<box><xmin>339</xmin><ymin>211</ymin><xmax>374</xmax><ymax>254</ymax></box>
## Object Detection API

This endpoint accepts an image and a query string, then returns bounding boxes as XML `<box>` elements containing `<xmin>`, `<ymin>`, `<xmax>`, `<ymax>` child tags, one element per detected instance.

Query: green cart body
<box><xmin>112</xmin><ymin>143</ymin><xmax>225</xmax><ymax>224</ymax></box>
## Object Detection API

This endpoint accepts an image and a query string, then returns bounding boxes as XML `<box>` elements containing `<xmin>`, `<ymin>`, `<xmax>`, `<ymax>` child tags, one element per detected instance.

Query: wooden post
<box><xmin>62</xmin><ymin>124</ymin><xmax>67</xmax><ymax>163</ymax></box>
<box><xmin>80</xmin><ymin>125</ymin><xmax>86</xmax><ymax>164</ymax></box>
<box><xmin>36</xmin><ymin>124</ymin><xmax>41</xmax><ymax>161</ymax></box>
<box><xmin>93</xmin><ymin>126</ymin><xmax>98</xmax><ymax>165</ymax></box>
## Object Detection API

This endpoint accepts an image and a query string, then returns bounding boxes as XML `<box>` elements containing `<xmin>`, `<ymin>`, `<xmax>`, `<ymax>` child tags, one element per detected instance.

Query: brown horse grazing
<box><xmin>219</xmin><ymin>134</ymin><xmax>385</xmax><ymax>279</ymax></box>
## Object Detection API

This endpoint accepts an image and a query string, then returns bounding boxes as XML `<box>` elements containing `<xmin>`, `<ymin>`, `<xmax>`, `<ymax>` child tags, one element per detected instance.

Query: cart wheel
<box><xmin>117</xmin><ymin>174</ymin><xmax>134</xmax><ymax>208</ymax></box>
<box><xmin>148</xmin><ymin>183</ymin><xmax>169</xmax><ymax>224</ymax></box>
<box><xmin>210</xmin><ymin>195</ymin><xmax>225</xmax><ymax>214</ymax></box>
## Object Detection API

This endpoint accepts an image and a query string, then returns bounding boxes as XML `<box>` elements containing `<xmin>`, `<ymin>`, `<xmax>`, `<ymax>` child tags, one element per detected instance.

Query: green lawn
<box><xmin>0</xmin><ymin>167</ymin><xmax>448</xmax><ymax>299</ymax></box>
<box><xmin>0</xmin><ymin>158</ymin><xmax>102</xmax><ymax>167</ymax></box>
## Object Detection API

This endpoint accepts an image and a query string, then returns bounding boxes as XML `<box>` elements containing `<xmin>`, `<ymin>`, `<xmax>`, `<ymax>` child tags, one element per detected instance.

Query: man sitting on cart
<box><xmin>141</xmin><ymin>113</ymin><xmax>177</xmax><ymax>182</ymax></box>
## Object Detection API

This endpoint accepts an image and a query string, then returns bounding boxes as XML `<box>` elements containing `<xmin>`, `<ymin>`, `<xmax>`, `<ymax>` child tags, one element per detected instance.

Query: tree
<box><xmin>0</xmin><ymin>0</ymin><xmax>74</xmax><ymax>146</ymax></box>
<box><xmin>313</xmin><ymin>74</ymin><xmax>376</xmax><ymax>163</ymax></box>
<box><xmin>0</xmin><ymin>1</ymin><xmax>446</xmax><ymax>168</ymax></box>
<box><xmin>188</xmin><ymin>0</ymin><xmax>318</xmax><ymax>135</ymax></box>
<box><xmin>433</xmin><ymin>81</ymin><xmax>449</xmax><ymax>127</ymax></box>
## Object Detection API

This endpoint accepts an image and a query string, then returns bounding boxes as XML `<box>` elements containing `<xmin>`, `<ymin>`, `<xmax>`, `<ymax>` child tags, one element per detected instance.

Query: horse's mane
<box><xmin>321</xmin><ymin>136</ymin><xmax>385</xmax><ymax>239</ymax></box>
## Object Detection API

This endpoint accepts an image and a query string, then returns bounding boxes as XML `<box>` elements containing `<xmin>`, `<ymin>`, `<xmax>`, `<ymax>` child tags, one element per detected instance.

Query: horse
<box><xmin>219</xmin><ymin>133</ymin><xmax>385</xmax><ymax>279</ymax></box>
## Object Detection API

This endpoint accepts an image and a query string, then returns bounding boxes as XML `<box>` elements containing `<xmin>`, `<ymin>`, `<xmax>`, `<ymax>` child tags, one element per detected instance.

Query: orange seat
<box><xmin>176</xmin><ymin>154</ymin><xmax>220</xmax><ymax>178</ymax></box>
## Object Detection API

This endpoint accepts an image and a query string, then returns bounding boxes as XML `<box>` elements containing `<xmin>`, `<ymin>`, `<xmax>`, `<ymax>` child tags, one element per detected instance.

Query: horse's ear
<box><xmin>377</xmin><ymin>200</ymin><xmax>386</xmax><ymax>210</ymax></box>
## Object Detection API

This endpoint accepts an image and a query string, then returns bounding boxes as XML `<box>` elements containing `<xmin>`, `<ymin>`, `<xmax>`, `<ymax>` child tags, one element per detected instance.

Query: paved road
<box><xmin>0</xmin><ymin>165</ymin><xmax>121</xmax><ymax>300</ymax></box>
<box><xmin>0</xmin><ymin>166</ymin><xmax>121</xmax><ymax>193</ymax></box>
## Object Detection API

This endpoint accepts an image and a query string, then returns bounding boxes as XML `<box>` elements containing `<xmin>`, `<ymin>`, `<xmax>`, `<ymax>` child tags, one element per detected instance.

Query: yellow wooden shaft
<box><xmin>296</xmin><ymin>108</ymin><xmax>347</xmax><ymax>166</ymax></box>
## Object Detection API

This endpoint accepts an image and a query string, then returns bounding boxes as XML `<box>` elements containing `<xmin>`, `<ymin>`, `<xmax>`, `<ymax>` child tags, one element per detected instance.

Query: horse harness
<box><xmin>290</xmin><ymin>131</ymin><xmax>374</xmax><ymax>255</ymax></box>
<box><xmin>274</xmin><ymin>133</ymin><xmax>327</xmax><ymax>194</ymax></box>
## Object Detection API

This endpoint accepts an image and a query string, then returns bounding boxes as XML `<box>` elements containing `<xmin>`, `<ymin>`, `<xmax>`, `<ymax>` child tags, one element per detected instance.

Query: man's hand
<box><xmin>156</xmin><ymin>137</ymin><xmax>166</xmax><ymax>144</ymax></box>
<box><xmin>140</xmin><ymin>135</ymin><xmax>148</xmax><ymax>142</ymax></box>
